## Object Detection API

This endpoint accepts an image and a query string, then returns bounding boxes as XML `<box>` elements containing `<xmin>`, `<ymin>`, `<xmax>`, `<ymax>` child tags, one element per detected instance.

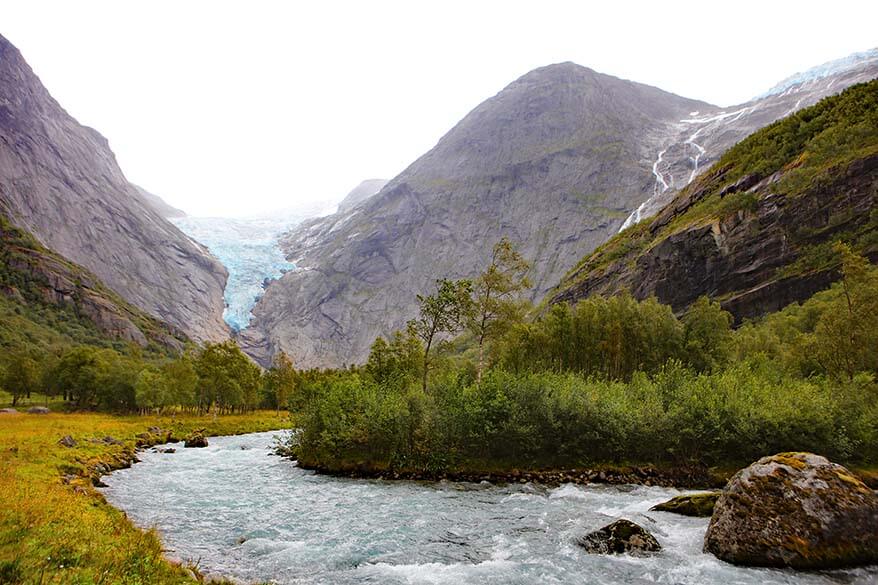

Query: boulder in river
<box><xmin>27</xmin><ymin>406</ymin><xmax>50</xmax><ymax>414</ymax></box>
<box><xmin>650</xmin><ymin>492</ymin><xmax>719</xmax><ymax>517</ymax></box>
<box><xmin>704</xmin><ymin>452</ymin><xmax>878</xmax><ymax>569</ymax></box>
<box><xmin>577</xmin><ymin>519</ymin><xmax>661</xmax><ymax>554</ymax></box>
<box><xmin>184</xmin><ymin>430</ymin><xmax>209</xmax><ymax>448</ymax></box>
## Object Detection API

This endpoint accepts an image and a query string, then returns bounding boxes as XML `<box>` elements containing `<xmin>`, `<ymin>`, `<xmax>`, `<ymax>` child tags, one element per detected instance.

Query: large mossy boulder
<box><xmin>704</xmin><ymin>452</ymin><xmax>878</xmax><ymax>569</ymax></box>
<box><xmin>650</xmin><ymin>492</ymin><xmax>719</xmax><ymax>517</ymax></box>
<box><xmin>577</xmin><ymin>519</ymin><xmax>661</xmax><ymax>555</ymax></box>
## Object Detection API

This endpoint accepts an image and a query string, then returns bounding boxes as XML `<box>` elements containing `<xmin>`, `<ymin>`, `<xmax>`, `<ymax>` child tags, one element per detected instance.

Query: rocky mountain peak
<box><xmin>245</xmin><ymin>62</ymin><xmax>710</xmax><ymax>368</ymax></box>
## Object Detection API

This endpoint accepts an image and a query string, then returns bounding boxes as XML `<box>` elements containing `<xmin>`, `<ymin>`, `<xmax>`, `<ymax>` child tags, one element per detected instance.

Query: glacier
<box><xmin>172</xmin><ymin>205</ymin><xmax>332</xmax><ymax>332</ymax></box>
<box><xmin>760</xmin><ymin>48</ymin><xmax>878</xmax><ymax>98</ymax></box>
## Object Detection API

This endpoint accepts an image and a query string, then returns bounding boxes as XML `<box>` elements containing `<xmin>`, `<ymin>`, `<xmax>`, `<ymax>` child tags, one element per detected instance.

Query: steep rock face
<box><xmin>337</xmin><ymin>179</ymin><xmax>387</xmax><ymax>213</ymax></box>
<box><xmin>248</xmin><ymin>63</ymin><xmax>710</xmax><ymax>367</ymax></box>
<box><xmin>133</xmin><ymin>185</ymin><xmax>186</xmax><ymax>218</ymax></box>
<box><xmin>0</xmin><ymin>34</ymin><xmax>228</xmax><ymax>342</ymax></box>
<box><xmin>704</xmin><ymin>452</ymin><xmax>878</xmax><ymax>569</ymax></box>
<box><xmin>552</xmin><ymin>80</ymin><xmax>878</xmax><ymax>322</ymax></box>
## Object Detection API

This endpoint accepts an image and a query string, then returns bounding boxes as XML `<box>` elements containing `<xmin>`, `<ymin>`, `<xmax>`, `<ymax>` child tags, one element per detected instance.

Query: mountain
<box><xmin>620</xmin><ymin>48</ymin><xmax>878</xmax><ymax>229</ymax></box>
<box><xmin>0</xmin><ymin>211</ymin><xmax>187</xmax><ymax>350</ymax></box>
<box><xmin>243</xmin><ymin>63</ymin><xmax>712</xmax><ymax>367</ymax></box>
<box><xmin>133</xmin><ymin>185</ymin><xmax>186</xmax><ymax>218</ymax></box>
<box><xmin>337</xmin><ymin>179</ymin><xmax>388</xmax><ymax>213</ymax></box>
<box><xmin>551</xmin><ymin>80</ymin><xmax>878</xmax><ymax>321</ymax></box>
<box><xmin>0</xmin><ymin>34</ymin><xmax>228</xmax><ymax>343</ymax></box>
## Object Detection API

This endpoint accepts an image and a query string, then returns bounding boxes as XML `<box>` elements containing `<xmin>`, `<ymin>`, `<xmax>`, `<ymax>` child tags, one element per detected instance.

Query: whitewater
<box><xmin>101</xmin><ymin>432</ymin><xmax>877</xmax><ymax>585</ymax></box>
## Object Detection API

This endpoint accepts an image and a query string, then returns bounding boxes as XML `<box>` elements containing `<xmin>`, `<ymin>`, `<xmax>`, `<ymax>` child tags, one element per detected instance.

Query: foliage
<box><xmin>193</xmin><ymin>341</ymin><xmax>263</xmax><ymax>413</ymax></box>
<box><xmin>297</xmin><ymin>249</ymin><xmax>878</xmax><ymax>474</ymax></box>
<box><xmin>409</xmin><ymin>278</ymin><xmax>473</xmax><ymax>391</ymax></box>
<box><xmin>297</xmin><ymin>362</ymin><xmax>874</xmax><ymax>472</ymax></box>
<box><xmin>682</xmin><ymin>297</ymin><xmax>733</xmax><ymax>372</ymax></box>
<box><xmin>365</xmin><ymin>326</ymin><xmax>423</xmax><ymax>388</ymax></box>
<box><xmin>264</xmin><ymin>352</ymin><xmax>297</xmax><ymax>412</ymax></box>
<box><xmin>499</xmin><ymin>293</ymin><xmax>694</xmax><ymax>379</ymax></box>
<box><xmin>0</xmin><ymin>352</ymin><xmax>40</xmax><ymax>407</ymax></box>
<box><xmin>469</xmin><ymin>237</ymin><xmax>531</xmax><ymax>383</ymax></box>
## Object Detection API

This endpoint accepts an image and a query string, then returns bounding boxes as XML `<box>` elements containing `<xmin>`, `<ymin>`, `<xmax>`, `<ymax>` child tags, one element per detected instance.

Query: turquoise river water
<box><xmin>100</xmin><ymin>431</ymin><xmax>877</xmax><ymax>584</ymax></box>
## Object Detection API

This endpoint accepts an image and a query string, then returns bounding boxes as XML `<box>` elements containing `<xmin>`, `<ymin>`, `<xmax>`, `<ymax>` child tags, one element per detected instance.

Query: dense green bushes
<box><xmin>295</xmin><ymin>245</ymin><xmax>878</xmax><ymax>472</ymax></box>
<box><xmin>298</xmin><ymin>362</ymin><xmax>875</xmax><ymax>471</ymax></box>
<box><xmin>498</xmin><ymin>294</ymin><xmax>733</xmax><ymax>379</ymax></box>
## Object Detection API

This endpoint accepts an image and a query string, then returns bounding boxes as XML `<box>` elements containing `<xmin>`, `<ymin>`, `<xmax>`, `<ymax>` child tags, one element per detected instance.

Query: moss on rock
<box><xmin>650</xmin><ymin>492</ymin><xmax>719</xmax><ymax>517</ymax></box>
<box><xmin>704</xmin><ymin>452</ymin><xmax>878</xmax><ymax>569</ymax></box>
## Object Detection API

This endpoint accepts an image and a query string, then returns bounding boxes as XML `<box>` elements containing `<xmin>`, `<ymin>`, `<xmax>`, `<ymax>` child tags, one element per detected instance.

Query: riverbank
<box><xmin>298</xmin><ymin>459</ymin><xmax>728</xmax><ymax>488</ymax></box>
<box><xmin>297</xmin><ymin>457</ymin><xmax>878</xmax><ymax>490</ymax></box>
<box><xmin>0</xmin><ymin>410</ymin><xmax>289</xmax><ymax>584</ymax></box>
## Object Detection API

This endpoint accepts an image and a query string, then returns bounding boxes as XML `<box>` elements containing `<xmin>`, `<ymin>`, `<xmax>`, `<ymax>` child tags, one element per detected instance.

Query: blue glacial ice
<box><xmin>172</xmin><ymin>212</ymin><xmax>321</xmax><ymax>331</ymax></box>
<box><xmin>760</xmin><ymin>48</ymin><xmax>878</xmax><ymax>98</ymax></box>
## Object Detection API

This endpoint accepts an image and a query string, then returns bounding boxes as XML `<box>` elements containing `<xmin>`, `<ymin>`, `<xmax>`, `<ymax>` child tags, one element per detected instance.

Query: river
<box><xmin>100</xmin><ymin>431</ymin><xmax>876</xmax><ymax>584</ymax></box>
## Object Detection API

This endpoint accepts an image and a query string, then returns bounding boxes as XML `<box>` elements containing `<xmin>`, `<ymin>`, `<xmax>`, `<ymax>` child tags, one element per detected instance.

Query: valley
<box><xmin>0</xmin><ymin>19</ymin><xmax>876</xmax><ymax>585</ymax></box>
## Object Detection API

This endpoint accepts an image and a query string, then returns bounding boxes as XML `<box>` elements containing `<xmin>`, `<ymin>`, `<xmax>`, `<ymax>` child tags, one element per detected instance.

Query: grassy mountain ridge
<box><xmin>0</xmin><ymin>210</ymin><xmax>188</xmax><ymax>354</ymax></box>
<box><xmin>551</xmin><ymin>80</ymin><xmax>878</xmax><ymax>318</ymax></box>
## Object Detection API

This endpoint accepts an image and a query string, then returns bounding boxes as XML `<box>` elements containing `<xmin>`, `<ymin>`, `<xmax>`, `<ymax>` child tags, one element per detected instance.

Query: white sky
<box><xmin>3</xmin><ymin>1</ymin><xmax>877</xmax><ymax>217</ymax></box>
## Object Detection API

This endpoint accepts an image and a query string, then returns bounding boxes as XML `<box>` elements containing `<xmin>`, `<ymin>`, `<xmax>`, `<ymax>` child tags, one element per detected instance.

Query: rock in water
<box><xmin>650</xmin><ymin>492</ymin><xmax>719</xmax><ymax>517</ymax></box>
<box><xmin>184</xmin><ymin>430</ymin><xmax>209</xmax><ymax>448</ymax></box>
<box><xmin>704</xmin><ymin>452</ymin><xmax>878</xmax><ymax>569</ymax></box>
<box><xmin>577</xmin><ymin>519</ymin><xmax>661</xmax><ymax>555</ymax></box>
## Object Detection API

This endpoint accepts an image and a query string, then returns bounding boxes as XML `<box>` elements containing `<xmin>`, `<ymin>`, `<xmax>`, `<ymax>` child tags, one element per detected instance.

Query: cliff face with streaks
<box><xmin>0</xmin><ymin>34</ymin><xmax>228</xmax><ymax>342</ymax></box>
<box><xmin>619</xmin><ymin>48</ymin><xmax>878</xmax><ymax>230</ymax></box>
<box><xmin>551</xmin><ymin>80</ymin><xmax>878</xmax><ymax>322</ymax></box>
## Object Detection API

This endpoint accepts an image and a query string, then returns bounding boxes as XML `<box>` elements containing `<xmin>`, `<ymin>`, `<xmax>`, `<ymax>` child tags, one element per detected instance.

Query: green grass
<box><xmin>0</xmin><ymin>411</ymin><xmax>289</xmax><ymax>584</ymax></box>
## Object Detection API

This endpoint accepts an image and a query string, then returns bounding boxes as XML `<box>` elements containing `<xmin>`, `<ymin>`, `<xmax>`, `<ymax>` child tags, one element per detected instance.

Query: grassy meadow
<box><xmin>0</xmin><ymin>409</ymin><xmax>288</xmax><ymax>584</ymax></box>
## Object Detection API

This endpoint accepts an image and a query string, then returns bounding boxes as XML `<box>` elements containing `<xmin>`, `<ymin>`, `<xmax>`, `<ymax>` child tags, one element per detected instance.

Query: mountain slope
<box><xmin>0</xmin><ymin>34</ymin><xmax>228</xmax><ymax>342</ymax></box>
<box><xmin>621</xmin><ymin>48</ymin><xmax>878</xmax><ymax>228</ymax></box>
<box><xmin>133</xmin><ymin>185</ymin><xmax>186</xmax><ymax>218</ymax></box>
<box><xmin>337</xmin><ymin>179</ymin><xmax>388</xmax><ymax>213</ymax></box>
<box><xmin>245</xmin><ymin>63</ymin><xmax>711</xmax><ymax>367</ymax></box>
<box><xmin>551</xmin><ymin>80</ymin><xmax>878</xmax><ymax>320</ymax></box>
<box><xmin>0</xmin><ymin>211</ymin><xmax>186</xmax><ymax>351</ymax></box>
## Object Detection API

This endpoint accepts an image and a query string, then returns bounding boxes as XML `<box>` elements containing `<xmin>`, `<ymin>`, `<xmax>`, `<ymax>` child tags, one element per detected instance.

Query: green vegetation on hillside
<box><xmin>555</xmin><ymin>79</ymin><xmax>878</xmax><ymax>295</ymax></box>
<box><xmin>289</xmin><ymin>241</ymin><xmax>878</xmax><ymax>476</ymax></box>
<box><xmin>0</xmin><ymin>212</ymin><xmax>304</xmax><ymax>415</ymax></box>
<box><xmin>0</xmin><ymin>213</ymin><xmax>186</xmax><ymax>352</ymax></box>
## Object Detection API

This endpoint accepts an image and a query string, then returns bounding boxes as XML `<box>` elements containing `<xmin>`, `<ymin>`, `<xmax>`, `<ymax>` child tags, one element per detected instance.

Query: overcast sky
<box><xmin>4</xmin><ymin>1</ymin><xmax>876</xmax><ymax>217</ymax></box>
